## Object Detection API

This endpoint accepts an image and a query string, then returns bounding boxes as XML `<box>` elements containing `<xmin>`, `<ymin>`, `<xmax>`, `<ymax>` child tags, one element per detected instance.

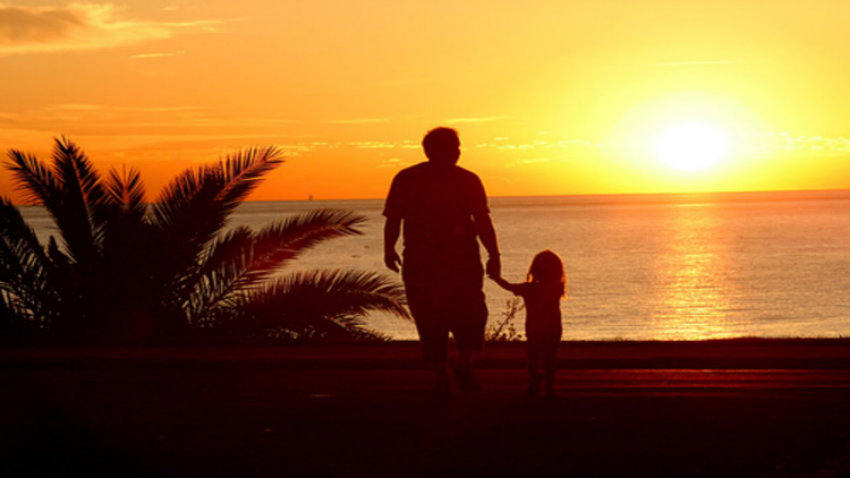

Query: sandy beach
<box><xmin>1</xmin><ymin>339</ymin><xmax>848</xmax><ymax>477</ymax></box>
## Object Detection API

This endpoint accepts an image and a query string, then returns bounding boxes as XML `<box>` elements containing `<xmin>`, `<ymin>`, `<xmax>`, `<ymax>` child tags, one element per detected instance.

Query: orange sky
<box><xmin>1</xmin><ymin>0</ymin><xmax>848</xmax><ymax>202</ymax></box>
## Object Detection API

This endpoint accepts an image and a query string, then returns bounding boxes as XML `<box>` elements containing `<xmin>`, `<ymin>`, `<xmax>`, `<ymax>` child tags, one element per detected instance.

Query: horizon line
<box><xmin>240</xmin><ymin>187</ymin><xmax>850</xmax><ymax>204</ymax></box>
<box><xmin>8</xmin><ymin>187</ymin><xmax>848</xmax><ymax>208</ymax></box>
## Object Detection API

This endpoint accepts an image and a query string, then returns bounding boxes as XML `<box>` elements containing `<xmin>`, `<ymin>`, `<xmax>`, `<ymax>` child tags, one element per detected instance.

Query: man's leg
<box><xmin>452</xmin><ymin>348</ymin><xmax>481</xmax><ymax>393</ymax></box>
<box><xmin>406</xmin><ymin>281</ymin><xmax>452</xmax><ymax>397</ymax></box>
<box><xmin>415</xmin><ymin>317</ymin><xmax>452</xmax><ymax>397</ymax></box>
<box><xmin>451</xmin><ymin>288</ymin><xmax>487</xmax><ymax>393</ymax></box>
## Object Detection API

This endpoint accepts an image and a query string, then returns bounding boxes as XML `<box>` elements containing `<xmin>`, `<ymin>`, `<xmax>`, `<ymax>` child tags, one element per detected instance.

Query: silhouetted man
<box><xmin>383</xmin><ymin>127</ymin><xmax>501</xmax><ymax>397</ymax></box>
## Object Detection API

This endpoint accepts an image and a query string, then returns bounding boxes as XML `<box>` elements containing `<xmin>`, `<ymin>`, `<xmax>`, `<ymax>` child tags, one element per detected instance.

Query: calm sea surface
<box><xmin>20</xmin><ymin>190</ymin><xmax>850</xmax><ymax>340</ymax></box>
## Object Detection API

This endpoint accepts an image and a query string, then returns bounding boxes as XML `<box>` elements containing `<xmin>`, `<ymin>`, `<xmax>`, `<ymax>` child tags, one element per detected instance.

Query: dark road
<box><xmin>2</xmin><ymin>342</ymin><xmax>848</xmax><ymax>477</ymax></box>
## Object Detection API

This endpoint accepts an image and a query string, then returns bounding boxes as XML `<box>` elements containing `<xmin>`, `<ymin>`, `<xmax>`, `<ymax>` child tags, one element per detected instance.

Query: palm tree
<box><xmin>0</xmin><ymin>138</ymin><xmax>408</xmax><ymax>344</ymax></box>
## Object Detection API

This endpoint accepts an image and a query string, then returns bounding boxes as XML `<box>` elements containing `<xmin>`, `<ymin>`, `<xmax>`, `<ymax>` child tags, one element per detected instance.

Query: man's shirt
<box><xmin>383</xmin><ymin>162</ymin><xmax>489</xmax><ymax>277</ymax></box>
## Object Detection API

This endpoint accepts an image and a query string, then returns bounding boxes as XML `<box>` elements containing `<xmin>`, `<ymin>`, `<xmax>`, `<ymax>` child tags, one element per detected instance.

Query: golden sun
<box><xmin>654</xmin><ymin>122</ymin><xmax>728</xmax><ymax>171</ymax></box>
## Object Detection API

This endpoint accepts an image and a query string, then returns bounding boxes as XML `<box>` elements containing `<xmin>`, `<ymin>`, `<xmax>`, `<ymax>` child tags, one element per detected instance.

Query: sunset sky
<box><xmin>1</xmin><ymin>0</ymin><xmax>848</xmax><ymax>201</ymax></box>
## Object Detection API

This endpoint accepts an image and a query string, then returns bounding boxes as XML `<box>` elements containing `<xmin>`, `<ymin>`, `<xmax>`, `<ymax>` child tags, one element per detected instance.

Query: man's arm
<box><xmin>473</xmin><ymin>212</ymin><xmax>501</xmax><ymax>278</ymax></box>
<box><xmin>493</xmin><ymin>276</ymin><xmax>523</xmax><ymax>295</ymax></box>
<box><xmin>383</xmin><ymin>215</ymin><xmax>402</xmax><ymax>273</ymax></box>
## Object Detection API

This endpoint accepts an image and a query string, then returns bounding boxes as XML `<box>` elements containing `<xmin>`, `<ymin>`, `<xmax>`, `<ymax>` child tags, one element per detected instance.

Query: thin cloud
<box><xmin>130</xmin><ymin>50</ymin><xmax>185</xmax><ymax>59</ymax></box>
<box><xmin>0</xmin><ymin>104</ymin><xmax>304</xmax><ymax>140</ymax></box>
<box><xmin>474</xmin><ymin>139</ymin><xmax>594</xmax><ymax>153</ymax></box>
<box><xmin>44</xmin><ymin>103</ymin><xmax>202</xmax><ymax>113</ymax></box>
<box><xmin>377</xmin><ymin>157</ymin><xmax>409</xmax><ymax>168</ymax></box>
<box><xmin>605</xmin><ymin>60</ymin><xmax>738</xmax><ymax>70</ymax></box>
<box><xmin>748</xmin><ymin>132</ymin><xmax>850</xmax><ymax>157</ymax></box>
<box><xmin>349</xmin><ymin>141</ymin><xmax>396</xmax><ymax>149</ymax></box>
<box><xmin>271</xmin><ymin>143</ymin><xmax>317</xmax><ymax>157</ymax></box>
<box><xmin>446</xmin><ymin>116</ymin><xmax>511</xmax><ymax>125</ymax></box>
<box><xmin>48</xmin><ymin>103</ymin><xmax>107</xmax><ymax>111</ymax></box>
<box><xmin>121</xmin><ymin>106</ymin><xmax>200</xmax><ymax>113</ymax></box>
<box><xmin>519</xmin><ymin>157</ymin><xmax>552</xmax><ymax>164</ymax></box>
<box><xmin>326</xmin><ymin>117</ymin><xmax>393</xmax><ymax>125</ymax></box>
<box><xmin>0</xmin><ymin>3</ymin><xmax>225</xmax><ymax>56</ymax></box>
<box><xmin>650</xmin><ymin>60</ymin><xmax>738</xmax><ymax>67</ymax></box>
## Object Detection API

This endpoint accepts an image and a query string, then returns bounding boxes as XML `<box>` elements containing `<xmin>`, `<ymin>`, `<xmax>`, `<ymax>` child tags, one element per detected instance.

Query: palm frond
<box><xmin>194</xmin><ymin>210</ymin><xmax>367</xmax><ymax>308</ymax></box>
<box><xmin>186</xmin><ymin>265</ymin><xmax>251</xmax><ymax>327</ymax></box>
<box><xmin>2</xmin><ymin>139</ymin><xmax>396</xmax><ymax>345</ymax></box>
<box><xmin>199</xmin><ymin>226</ymin><xmax>255</xmax><ymax>275</ymax></box>
<box><xmin>251</xmin><ymin>209</ymin><xmax>365</xmax><ymax>272</ymax></box>
<box><xmin>39</xmin><ymin>236</ymin><xmax>87</xmax><ymax>339</ymax></box>
<box><xmin>52</xmin><ymin>137</ymin><xmax>109</xmax><ymax>211</ymax></box>
<box><xmin>0</xmin><ymin>197</ymin><xmax>50</xmax><ymax>270</ymax></box>
<box><xmin>190</xmin><ymin>207</ymin><xmax>363</xmax><ymax>324</ymax></box>
<box><xmin>148</xmin><ymin>148</ymin><xmax>284</xmax><ymax>305</ymax></box>
<box><xmin>214</xmin><ymin>146</ymin><xmax>284</xmax><ymax>206</ymax></box>
<box><xmin>150</xmin><ymin>167</ymin><xmax>209</xmax><ymax>229</ymax></box>
<box><xmin>187</xmin><ymin>226</ymin><xmax>255</xmax><ymax>324</ymax></box>
<box><xmin>6</xmin><ymin>138</ymin><xmax>113</xmax><ymax>269</ymax></box>
<box><xmin>148</xmin><ymin>168</ymin><xmax>226</xmax><ymax>296</ymax></box>
<box><xmin>151</xmin><ymin>146</ymin><xmax>282</xmax><ymax>233</ymax></box>
<box><xmin>0</xmin><ymin>196</ymin><xmax>58</xmax><ymax>328</ymax></box>
<box><xmin>54</xmin><ymin>137</ymin><xmax>111</xmax><ymax>261</ymax></box>
<box><xmin>46</xmin><ymin>236</ymin><xmax>71</xmax><ymax>272</ymax></box>
<box><xmin>5</xmin><ymin>149</ymin><xmax>60</xmax><ymax>208</ymax></box>
<box><xmin>0</xmin><ymin>289</ymin><xmax>32</xmax><ymax>341</ymax></box>
<box><xmin>104</xmin><ymin>166</ymin><xmax>146</xmax><ymax>214</ymax></box>
<box><xmin>228</xmin><ymin>269</ymin><xmax>409</xmax><ymax>339</ymax></box>
<box><xmin>265</xmin><ymin>209</ymin><xmax>366</xmax><ymax>243</ymax></box>
<box><xmin>100</xmin><ymin>166</ymin><xmax>156</xmax><ymax>277</ymax></box>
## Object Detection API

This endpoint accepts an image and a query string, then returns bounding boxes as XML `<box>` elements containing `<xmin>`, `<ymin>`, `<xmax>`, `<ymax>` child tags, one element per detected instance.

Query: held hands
<box><xmin>486</xmin><ymin>254</ymin><xmax>501</xmax><ymax>279</ymax></box>
<box><xmin>491</xmin><ymin>275</ymin><xmax>511</xmax><ymax>291</ymax></box>
<box><xmin>384</xmin><ymin>249</ymin><xmax>402</xmax><ymax>273</ymax></box>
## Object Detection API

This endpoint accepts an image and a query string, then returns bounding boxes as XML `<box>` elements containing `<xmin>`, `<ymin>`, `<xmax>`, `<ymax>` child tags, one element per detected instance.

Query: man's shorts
<box><xmin>403</xmin><ymin>274</ymin><xmax>488</xmax><ymax>364</ymax></box>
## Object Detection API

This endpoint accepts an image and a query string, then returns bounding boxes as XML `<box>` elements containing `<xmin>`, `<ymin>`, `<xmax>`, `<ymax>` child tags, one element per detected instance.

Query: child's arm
<box><xmin>492</xmin><ymin>276</ymin><xmax>525</xmax><ymax>295</ymax></box>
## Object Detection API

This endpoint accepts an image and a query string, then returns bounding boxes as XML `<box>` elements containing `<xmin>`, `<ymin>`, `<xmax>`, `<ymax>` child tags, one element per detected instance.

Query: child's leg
<box><xmin>541</xmin><ymin>345</ymin><xmax>557</xmax><ymax>396</ymax></box>
<box><xmin>527</xmin><ymin>345</ymin><xmax>541</xmax><ymax>378</ymax></box>
<box><xmin>527</xmin><ymin>346</ymin><xmax>542</xmax><ymax>396</ymax></box>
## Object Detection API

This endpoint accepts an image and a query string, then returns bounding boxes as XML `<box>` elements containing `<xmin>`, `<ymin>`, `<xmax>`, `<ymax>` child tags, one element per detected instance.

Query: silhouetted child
<box><xmin>493</xmin><ymin>250</ymin><xmax>566</xmax><ymax>397</ymax></box>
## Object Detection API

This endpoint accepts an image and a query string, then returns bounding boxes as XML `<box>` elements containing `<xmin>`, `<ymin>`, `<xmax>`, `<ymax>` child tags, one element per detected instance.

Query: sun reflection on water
<box><xmin>649</xmin><ymin>205</ymin><xmax>737</xmax><ymax>340</ymax></box>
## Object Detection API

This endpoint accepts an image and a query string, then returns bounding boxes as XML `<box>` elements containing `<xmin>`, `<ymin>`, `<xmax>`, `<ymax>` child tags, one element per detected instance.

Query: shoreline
<box><xmin>1</xmin><ymin>338</ymin><xmax>847</xmax><ymax>370</ymax></box>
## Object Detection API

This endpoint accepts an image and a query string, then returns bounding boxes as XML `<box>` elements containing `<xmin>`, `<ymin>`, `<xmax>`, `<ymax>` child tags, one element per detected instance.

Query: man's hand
<box><xmin>384</xmin><ymin>249</ymin><xmax>402</xmax><ymax>273</ymax></box>
<box><xmin>474</xmin><ymin>212</ymin><xmax>501</xmax><ymax>279</ymax></box>
<box><xmin>486</xmin><ymin>254</ymin><xmax>501</xmax><ymax>279</ymax></box>
<box><xmin>383</xmin><ymin>216</ymin><xmax>402</xmax><ymax>273</ymax></box>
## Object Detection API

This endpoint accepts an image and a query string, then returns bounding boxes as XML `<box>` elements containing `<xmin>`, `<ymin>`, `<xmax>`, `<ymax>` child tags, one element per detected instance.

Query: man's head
<box><xmin>422</xmin><ymin>127</ymin><xmax>460</xmax><ymax>166</ymax></box>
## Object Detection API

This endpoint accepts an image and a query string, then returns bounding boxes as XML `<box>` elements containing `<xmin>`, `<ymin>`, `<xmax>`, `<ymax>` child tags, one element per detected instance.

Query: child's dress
<box><xmin>513</xmin><ymin>281</ymin><xmax>563</xmax><ymax>353</ymax></box>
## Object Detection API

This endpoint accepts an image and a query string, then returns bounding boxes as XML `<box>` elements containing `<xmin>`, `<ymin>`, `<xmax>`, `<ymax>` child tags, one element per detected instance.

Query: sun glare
<box><xmin>654</xmin><ymin>123</ymin><xmax>728</xmax><ymax>171</ymax></box>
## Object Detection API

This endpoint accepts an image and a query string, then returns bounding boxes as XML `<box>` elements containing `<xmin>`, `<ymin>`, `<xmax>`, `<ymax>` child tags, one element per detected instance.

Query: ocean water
<box><xmin>19</xmin><ymin>190</ymin><xmax>850</xmax><ymax>340</ymax></box>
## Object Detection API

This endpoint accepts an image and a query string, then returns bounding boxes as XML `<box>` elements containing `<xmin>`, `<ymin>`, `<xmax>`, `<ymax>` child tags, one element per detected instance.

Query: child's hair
<box><xmin>527</xmin><ymin>249</ymin><xmax>567</xmax><ymax>298</ymax></box>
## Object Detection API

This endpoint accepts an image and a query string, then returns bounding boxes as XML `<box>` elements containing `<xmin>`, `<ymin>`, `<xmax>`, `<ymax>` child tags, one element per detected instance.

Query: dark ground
<box><xmin>1</xmin><ymin>339</ymin><xmax>848</xmax><ymax>477</ymax></box>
